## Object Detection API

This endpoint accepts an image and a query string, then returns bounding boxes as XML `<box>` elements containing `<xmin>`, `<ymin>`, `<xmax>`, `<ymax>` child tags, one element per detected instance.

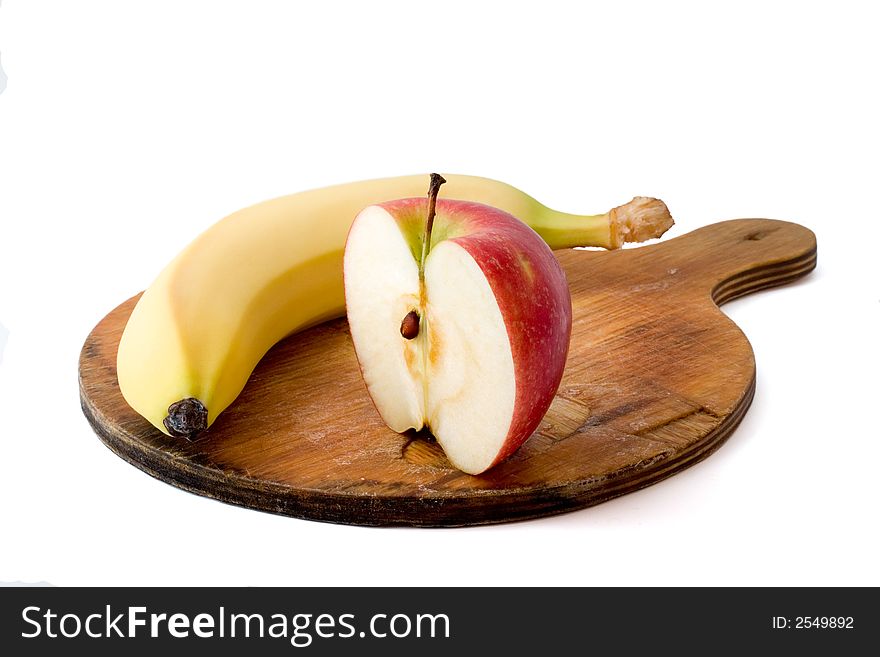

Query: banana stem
<box><xmin>532</xmin><ymin>196</ymin><xmax>674</xmax><ymax>250</ymax></box>
<box><xmin>530</xmin><ymin>209</ymin><xmax>616</xmax><ymax>250</ymax></box>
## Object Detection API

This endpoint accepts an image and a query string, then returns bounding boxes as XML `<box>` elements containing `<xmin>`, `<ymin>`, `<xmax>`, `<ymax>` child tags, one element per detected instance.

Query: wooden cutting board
<box><xmin>79</xmin><ymin>219</ymin><xmax>816</xmax><ymax>527</ymax></box>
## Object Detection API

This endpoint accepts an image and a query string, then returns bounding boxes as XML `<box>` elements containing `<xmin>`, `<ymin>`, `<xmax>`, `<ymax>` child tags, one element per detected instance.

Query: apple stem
<box><xmin>420</xmin><ymin>173</ymin><xmax>447</xmax><ymax>277</ymax></box>
<box><xmin>402</xmin><ymin>175</ymin><xmax>446</xmax><ymax>342</ymax></box>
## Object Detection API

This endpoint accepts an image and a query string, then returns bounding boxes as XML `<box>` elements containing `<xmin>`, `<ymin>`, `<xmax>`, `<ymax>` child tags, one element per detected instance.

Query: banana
<box><xmin>116</xmin><ymin>174</ymin><xmax>673</xmax><ymax>438</ymax></box>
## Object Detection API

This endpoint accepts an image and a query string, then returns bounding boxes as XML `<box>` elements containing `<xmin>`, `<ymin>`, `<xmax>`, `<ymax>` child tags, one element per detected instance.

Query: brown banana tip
<box><xmin>609</xmin><ymin>197</ymin><xmax>675</xmax><ymax>248</ymax></box>
<box><xmin>163</xmin><ymin>398</ymin><xmax>208</xmax><ymax>440</ymax></box>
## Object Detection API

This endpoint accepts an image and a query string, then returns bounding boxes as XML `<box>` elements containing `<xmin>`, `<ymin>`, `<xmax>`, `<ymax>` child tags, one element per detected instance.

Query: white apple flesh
<box><xmin>344</xmin><ymin>190</ymin><xmax>572</xmax><ymax>475</ymax></box>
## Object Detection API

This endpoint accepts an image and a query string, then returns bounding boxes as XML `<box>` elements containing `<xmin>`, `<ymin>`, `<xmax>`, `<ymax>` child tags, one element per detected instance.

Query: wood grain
<box><xmin>79</xmin><ymin>219</ymin><xmax>817</xmax><ymax>526</ymax></box>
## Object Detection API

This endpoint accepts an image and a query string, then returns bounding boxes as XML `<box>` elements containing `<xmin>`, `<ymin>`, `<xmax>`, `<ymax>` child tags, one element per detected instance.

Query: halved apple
<box><xmin>344</xmin><ymin>176</ymin><xmax>572</xmax><ymax>474</ymax></box>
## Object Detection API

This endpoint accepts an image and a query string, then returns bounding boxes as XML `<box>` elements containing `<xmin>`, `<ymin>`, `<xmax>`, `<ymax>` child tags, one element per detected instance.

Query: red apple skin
<box><xmin>379</xmin><ymin>198</ymin><xmax>573</xmax><ymax>472</ymax></box>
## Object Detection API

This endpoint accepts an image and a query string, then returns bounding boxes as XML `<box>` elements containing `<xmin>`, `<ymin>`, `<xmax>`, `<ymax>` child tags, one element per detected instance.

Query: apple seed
<box><xmin>400</xmin><ymin>310</ymin><xmax>420</xmax><ymax>339</ymax></box>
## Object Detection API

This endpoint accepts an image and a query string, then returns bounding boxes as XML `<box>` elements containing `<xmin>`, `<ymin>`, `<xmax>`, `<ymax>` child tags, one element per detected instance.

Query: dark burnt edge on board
<box><xmin>79</xmin><ymin>365</ymin><xmax>754</xmax><ymax>527</ymax></box>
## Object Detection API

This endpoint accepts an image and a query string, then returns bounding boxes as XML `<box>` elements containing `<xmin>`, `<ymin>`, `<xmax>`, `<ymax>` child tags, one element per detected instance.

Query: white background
<box><xmin>1</xmin><ymin>1</ymin><xmax>878</xmax><ymax>586</ymax></box>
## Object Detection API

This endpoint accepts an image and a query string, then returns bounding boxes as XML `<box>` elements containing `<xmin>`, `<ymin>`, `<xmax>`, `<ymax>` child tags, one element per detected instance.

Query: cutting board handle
<box><xmin>633</xmin><ymin>219</ymin><xmax>817</xmax><ymax>305</ymax></box>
